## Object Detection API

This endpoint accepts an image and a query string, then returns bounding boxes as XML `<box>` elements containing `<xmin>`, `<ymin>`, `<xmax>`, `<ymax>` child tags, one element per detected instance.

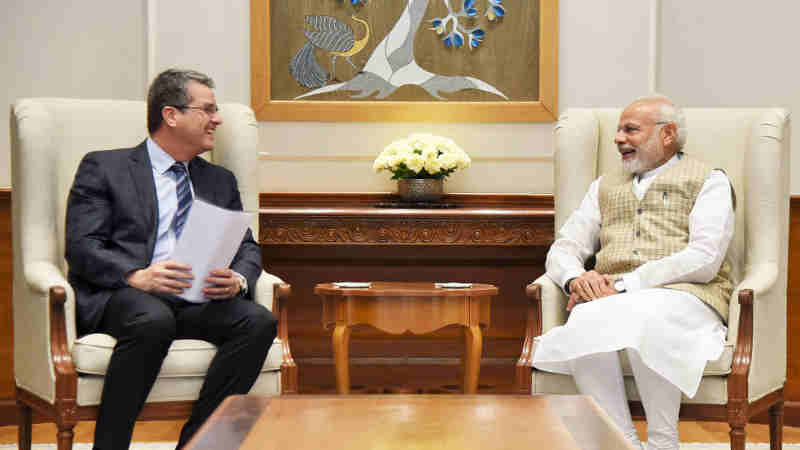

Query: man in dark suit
<box><xmin>66</xmin><ymin>69</ymin><xmax>277</xmax><ymax>450</ymax></box>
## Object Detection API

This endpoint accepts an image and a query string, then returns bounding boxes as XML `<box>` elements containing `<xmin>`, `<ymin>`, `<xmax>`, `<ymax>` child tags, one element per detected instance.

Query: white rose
<box><xmin>424</xmin><ymin>157</ymin><xmax>443</xmax><ymax>174</ymax></box>
<box><xmin>406</xmin><ymin>153</ymin><xmax>425</xmax><ymax>173</ymax></box>
<box><xmin>440</xmin><ymin>153</ymin><xmax>459</xmax><ymax>170</ymax></box>
<box><xmin>373</xmin><ymin>156</ymin><xmax>386</xmax><ymax>172</ymax></box>
<box><xmin>456</xmin><ymin>152</ymin><xmax>471</xmax><ymax>169</ymax></box>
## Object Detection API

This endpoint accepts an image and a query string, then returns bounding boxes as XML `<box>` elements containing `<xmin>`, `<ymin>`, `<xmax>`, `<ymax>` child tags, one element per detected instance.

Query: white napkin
<box><xmin>333</xmin><ymin>282</ymin><xmax>372</xmax><ymax>288</ymax></box>
<box><xmin>435</xmin><ymin>282</ymin><xmax>473</xmax><ymax>288</ymax></box>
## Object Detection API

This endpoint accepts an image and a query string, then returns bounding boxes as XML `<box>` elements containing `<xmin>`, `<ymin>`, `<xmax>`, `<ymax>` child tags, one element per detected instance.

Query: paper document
<box><xmin>170</xmin><ymin>199</ymin><xmax>255</xmax><ymax>303</ymax></box>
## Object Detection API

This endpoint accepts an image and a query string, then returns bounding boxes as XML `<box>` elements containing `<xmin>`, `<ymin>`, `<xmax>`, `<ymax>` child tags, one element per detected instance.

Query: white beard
<box><xmin>622</xmin><ymin>157</ymin><xmax>644</xmax><ymax>175</ymax></box>
<box><xmin>621</xmin><ymin>133</ymin><xmax>659</xmax><ymax>175</ymax></box>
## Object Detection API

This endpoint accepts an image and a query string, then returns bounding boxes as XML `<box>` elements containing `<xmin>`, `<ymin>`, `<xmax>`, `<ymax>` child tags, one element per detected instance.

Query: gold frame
<box><xmin>250</xmin><ymin>0</ymin><xmax>558</xmax><ymax>122</ymax></box>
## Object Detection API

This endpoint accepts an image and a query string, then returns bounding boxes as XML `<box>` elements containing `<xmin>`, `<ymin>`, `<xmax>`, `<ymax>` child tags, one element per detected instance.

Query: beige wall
<box><xmin>3</xmin><ymin>0</ymin><xmax>798</xmax><ymax>193</ymax></box>
<box><xmin>1</xmin><ymin>0</ymin><xmax>147</xmax><ymax>186</ymax></box>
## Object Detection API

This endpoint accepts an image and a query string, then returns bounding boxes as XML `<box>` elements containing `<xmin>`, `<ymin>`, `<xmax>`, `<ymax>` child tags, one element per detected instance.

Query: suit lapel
<box><xmin>129</xmin><ymin>141</ymin><xmax>158</xmax><ymax>256</ymax></box>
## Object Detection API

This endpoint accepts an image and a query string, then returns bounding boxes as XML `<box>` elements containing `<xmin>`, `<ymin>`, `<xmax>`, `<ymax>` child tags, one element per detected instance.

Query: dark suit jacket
<box><xmin>65</xmin><ymin>140</ymin><xmax>262</xmax><ymax>336</ymax></box>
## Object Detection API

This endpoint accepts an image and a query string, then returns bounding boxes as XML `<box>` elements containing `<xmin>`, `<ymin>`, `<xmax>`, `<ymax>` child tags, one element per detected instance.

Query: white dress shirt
<box><xmin>147</xmin><ymin>137</ymin><xmax>194</xmax><ymax>265</ymax></box>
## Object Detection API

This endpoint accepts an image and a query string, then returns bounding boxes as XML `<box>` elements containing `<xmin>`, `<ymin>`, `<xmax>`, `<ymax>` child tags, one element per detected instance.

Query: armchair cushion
<box><xmin>72</xmin><ymin>334</ymin><xmax>284</xmax><ymax>377</ymax></box>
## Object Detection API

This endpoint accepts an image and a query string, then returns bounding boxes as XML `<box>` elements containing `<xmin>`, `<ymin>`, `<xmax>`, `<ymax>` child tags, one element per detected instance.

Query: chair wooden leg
<box><xmin>55</xmin><ymin>398</ymin><xmax>77</xmax><ymax>450</ymax></box>
<box><xmin>729</xmin><ymin>423</ymin><xmax>746</xmax><ymax>450</ymax></box>
<box><xmin>769</xmin><ymin>400</ymin><xmax>784</xmax><ymax>450</ymax></box>
<box><xmin>17</xmin><ymin>401</ymin><xmax>32</xmax><ymax>450</ymax></box>
<box><xmin>56</xmin><ymin>424</ymin><xmax>75</xmax><ymax>450</ymax></box>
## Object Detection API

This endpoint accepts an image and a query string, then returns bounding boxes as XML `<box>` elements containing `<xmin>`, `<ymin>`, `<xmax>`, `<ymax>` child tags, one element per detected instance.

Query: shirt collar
<box><xmin>637</xmin><ymin>152</ymin><xmax>682</xmax><ymax>182</ymax></box>
<box><xmin>146</xmin><ymin>137</ymin><xmax>186</xmax><ymax>175</ymax></box>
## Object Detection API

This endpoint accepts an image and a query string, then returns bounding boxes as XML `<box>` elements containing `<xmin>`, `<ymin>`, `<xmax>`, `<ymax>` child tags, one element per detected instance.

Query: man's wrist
<box><xmin>233</xmin><ymin>271</ymin><xmax>248</xmax><ymax>295</ymax></box>
<box><xmin>565</xmin><ymin>277</ymin><xmax>577</xmax><ymax>295</ymax></box>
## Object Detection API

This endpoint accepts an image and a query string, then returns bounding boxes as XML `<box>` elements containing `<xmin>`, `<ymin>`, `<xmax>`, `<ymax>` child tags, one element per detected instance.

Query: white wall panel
<box><xmin>1</xmin><ymin>0</ymin><xmax>147</xmax><ymax>187</ymax></box>
<box><xmin>559</xmin><ymin>0</ymin><xmax>651</xmax><ymax>108</ymax></box>
<box><xmin>658</xmin><ymin>1</ymin><xmax>800</xmax><ymax>192</ymax></box>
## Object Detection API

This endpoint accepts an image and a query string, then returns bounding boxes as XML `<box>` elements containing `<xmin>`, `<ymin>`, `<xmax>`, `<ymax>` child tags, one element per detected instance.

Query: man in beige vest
<box><xmin>533</xmin><ymin>96</ymin><xmax>735</xmax><ymax>450</ymax></box>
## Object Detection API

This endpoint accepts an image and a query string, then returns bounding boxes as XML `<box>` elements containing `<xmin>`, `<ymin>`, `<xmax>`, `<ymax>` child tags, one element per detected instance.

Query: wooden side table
<box><xmin>315</xmin><ymin>282</ymin><xmax>498</xmax><ymax>394</ymax></box>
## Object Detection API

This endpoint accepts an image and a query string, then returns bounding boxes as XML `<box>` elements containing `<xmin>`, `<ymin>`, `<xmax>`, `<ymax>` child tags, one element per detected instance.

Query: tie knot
<box><xmin>168</xmin><ymin>163</ymin><xmax>187</xmax><ymax>176</ymax></box>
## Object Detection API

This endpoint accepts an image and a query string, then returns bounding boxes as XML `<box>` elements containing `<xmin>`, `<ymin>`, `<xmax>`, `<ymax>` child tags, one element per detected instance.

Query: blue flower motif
<box><xmin>430</xmin><ymin>18</ymin><xmax>445</xmax><ymax>35</ymax></box>
<box><xmin>464</xmin><ymin>0</ymin><xmax>475</xmax><ymax>9</ymax></box>
<box><xmin>444</xmin><ymin>32</ymin><xmax>465</xmax><ymax>48</ymax></box>
<box><xmin>468</xmin><ymin>28</ymin><xmax>484</xmax><ymax>50</ymax></box>
<box><xmin>486</xmin><ymin>0</ymin><xmax>505</xmax><ymax>21</ymax></box>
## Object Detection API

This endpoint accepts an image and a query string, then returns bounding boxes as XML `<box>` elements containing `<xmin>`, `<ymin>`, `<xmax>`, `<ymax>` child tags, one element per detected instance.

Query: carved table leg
<box><xmin>462</xmin><ymin>325</ymin><xmax>483</xmax><ymax>394</ymax></box>
<box><xmin>332</xmin><ymin>324</ymin><xmax>352</xmax><ymax>394</ymax></box>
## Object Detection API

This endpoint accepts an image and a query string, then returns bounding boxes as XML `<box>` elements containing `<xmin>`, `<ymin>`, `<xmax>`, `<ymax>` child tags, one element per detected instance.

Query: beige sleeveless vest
<box><xmin>596</xmin><ymin>155</ymin><xmax>734</xmax><ymax>323</ymax></box>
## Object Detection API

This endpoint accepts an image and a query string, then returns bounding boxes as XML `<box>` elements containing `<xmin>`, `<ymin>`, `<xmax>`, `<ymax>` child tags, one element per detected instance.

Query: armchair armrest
<box><xmin>253</xmin><ymin>271</ymin><xmax>297</xmax><ymax>394</ymax></box>
<box><xmin>15</xmin><ymin>261</ymin><xmax>78</xmax><ymax>405</ymax></box>
<box><xmin>736</xmin><ymin>262</ymin><xmax>778</xmax><ymax>297</ymax></box>
<box><xmin>514</xmin><ymin>274</ymin><xmax>569</xmax><ymax>394</ymax></box>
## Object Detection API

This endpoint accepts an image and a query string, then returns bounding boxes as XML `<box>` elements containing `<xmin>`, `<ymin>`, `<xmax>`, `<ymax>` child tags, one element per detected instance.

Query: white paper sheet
<box><xmin>169</xmin><ymin>199</ymin><xmax>255</xmax><ymax>303</ymax></box>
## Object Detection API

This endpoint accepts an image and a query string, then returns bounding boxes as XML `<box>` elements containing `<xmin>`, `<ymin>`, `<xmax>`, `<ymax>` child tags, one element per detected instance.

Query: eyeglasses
<box><xmin>172</xmin><ymin>104</ymin><xmax>219</xmax><ymax>116</ymax></box>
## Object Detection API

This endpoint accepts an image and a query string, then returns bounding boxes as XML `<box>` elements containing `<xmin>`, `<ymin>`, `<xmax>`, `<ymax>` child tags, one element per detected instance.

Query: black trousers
<box><xmin>91</xmin><ymin>287</ymin><xmax>277</xmax><ymax>450</ymax></box>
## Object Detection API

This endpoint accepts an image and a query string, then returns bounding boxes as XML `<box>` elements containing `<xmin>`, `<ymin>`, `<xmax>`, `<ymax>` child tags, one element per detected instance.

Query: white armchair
<box><xmin>10</xmin><ymin>98</ymin><xmax>297</xmax><ymax>449</ymax></box>
<box><xmin>515</xmin><ymin>108</ymin><xmax>790</xmax><ymax>450</ymax></box>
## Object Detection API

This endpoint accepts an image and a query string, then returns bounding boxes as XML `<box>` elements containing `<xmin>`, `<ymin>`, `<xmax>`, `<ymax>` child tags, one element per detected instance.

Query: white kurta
<box><xmin>532</xmin><ymin>154</ymin><xmax>735</xmax><ymax>397</ymax></box>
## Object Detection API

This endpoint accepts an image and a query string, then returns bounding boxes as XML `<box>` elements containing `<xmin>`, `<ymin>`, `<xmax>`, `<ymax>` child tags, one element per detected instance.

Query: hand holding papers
<box><xmin>170</xmin><ymin>199</ymin><xmax>255</xmax><ymax>302</ymax></box>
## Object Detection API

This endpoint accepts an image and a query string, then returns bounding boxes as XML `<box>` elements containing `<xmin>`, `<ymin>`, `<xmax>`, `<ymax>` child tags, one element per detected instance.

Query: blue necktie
<box><xmin>168</xmin><ymin>163</ymin><xmax>193</xmax><ymax>238</ymax></box>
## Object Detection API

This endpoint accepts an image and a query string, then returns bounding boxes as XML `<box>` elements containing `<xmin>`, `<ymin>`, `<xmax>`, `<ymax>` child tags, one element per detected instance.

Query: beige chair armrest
<box><xmin>253</xmin><ymin>271</ymin><xmax>297</xmax><ymax>394</ymax></box>
<box><xmin>535</xmin><ymin>274</ymin><xmax>569</xmax><ymax>334</ymax></box>
<box><xmin>515</xmin><ymin>274</ymin><xmax>569</xmax><ymax>393</ymax></box>
<box><xmin>15</xmin><ymin>262</ymin><xmax>77</xmax><ymax>403</ymax></box>
<box><xmin>253</xmin><ymin>271</ymin><xmax>286</xmax><ymax>312</ymax></box>
<box><xmin>22</xmin><ymin>261</ymin><xmax>77</xmax><ymax>347</ymax></box>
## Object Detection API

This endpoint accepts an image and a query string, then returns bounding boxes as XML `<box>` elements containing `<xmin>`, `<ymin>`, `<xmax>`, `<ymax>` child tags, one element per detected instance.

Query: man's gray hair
<box><xmin>634</xmin><ymin>94</ymin><xmax>687</xmax><ymax>150</ymax></box>
<box><xmin>147</xmin><ymin>69</ymin><xmax>215</xmax><ymax>134</ymax></box>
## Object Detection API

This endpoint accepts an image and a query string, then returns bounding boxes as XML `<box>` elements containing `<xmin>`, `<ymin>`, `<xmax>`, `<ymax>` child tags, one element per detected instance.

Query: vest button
<box><xmin>637</xmin><ymin>208</ymin><xmax>643</xmax><ymax>215</ymax></box>
<box><xmin>633</xmin><ymin>250</ymin><xmax>639</xmax><ymax>255</ymax></box>
<box><xmin>636</xmin><ymin>231</ymin><xmax>641</xmax><ymax>237</ymax></box>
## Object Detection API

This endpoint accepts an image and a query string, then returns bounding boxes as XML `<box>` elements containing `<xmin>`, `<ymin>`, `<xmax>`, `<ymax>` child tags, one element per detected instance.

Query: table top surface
<box><xmin>314</xmin><ymin>281</ymin><xmax>499</xmax><ymax>297</ymax></box>
<box><xmin>186</xmin><ymin>394</ymin><xmax>634</xmax><ymax>450</ymax></box>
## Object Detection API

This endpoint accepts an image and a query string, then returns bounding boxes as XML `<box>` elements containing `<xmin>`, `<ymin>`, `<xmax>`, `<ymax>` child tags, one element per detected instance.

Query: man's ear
<box><xmin>662</xmin><ymin>122</ymin><xmax>678</xmax><ymax>147</ymax></box>
<box><xmin>162</xmin><ymin>105</ymin><xmax>179</xmax><ymax>128</ymax></box>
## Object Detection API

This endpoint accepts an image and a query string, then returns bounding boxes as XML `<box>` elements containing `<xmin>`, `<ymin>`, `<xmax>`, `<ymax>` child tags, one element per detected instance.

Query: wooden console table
<box><xmin>315</xmin><ymin>282</ymin><xmax>498</xmax><ymax>394</ymax></box>
<box><xmin>259</xmin><ymin>193</ymin><xmax>554</xmax><ymax>394</ymax></box>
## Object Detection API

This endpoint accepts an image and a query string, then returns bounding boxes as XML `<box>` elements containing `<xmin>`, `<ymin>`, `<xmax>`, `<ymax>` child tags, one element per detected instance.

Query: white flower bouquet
<box><xmin>373</xmin><ymin>133</ymin><xmax>471</xmax><ymax>180</ymax></box>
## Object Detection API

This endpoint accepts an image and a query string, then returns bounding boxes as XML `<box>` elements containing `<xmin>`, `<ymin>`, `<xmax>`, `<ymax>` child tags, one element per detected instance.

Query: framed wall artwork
<box><xmin>251</xmin><ymin>0</ymin><xmax>558</xmax><ymax>122</ymax></box>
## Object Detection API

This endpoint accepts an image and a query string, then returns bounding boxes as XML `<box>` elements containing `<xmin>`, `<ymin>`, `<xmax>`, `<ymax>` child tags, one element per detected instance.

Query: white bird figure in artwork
<box><xmin>290</xmin><ymin>15</ymin><xmax>371</xmax><ymax>89</ymax></box>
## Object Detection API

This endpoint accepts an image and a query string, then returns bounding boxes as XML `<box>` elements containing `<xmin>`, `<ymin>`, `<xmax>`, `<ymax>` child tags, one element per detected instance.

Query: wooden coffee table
<box><xmin>185</xmin><ymin>394</ymin><xmax>635</xmax><ymax>450</ymax></box>
<box><xmin>314</xmin><ymin>282</ymin><xmax>498</xmax><ymax>394</ymax></box>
